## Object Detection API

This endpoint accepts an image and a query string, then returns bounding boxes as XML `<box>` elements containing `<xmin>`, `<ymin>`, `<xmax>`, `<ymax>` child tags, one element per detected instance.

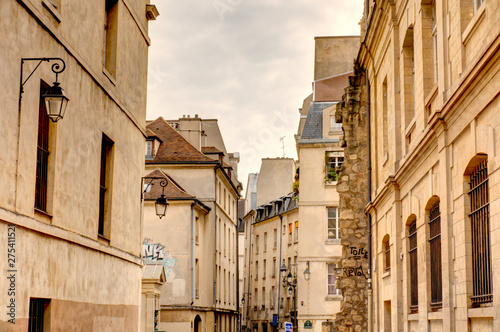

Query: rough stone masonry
<box><xmin>333</xmin><ymin>64</ymin><xmax>369</xmax><ymax>332</ymax></box>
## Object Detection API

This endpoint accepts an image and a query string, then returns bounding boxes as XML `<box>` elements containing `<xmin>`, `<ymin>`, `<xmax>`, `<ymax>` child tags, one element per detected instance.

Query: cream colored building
<box><xmin>241</xmin><ymin>193</ymin><xmax>299</xmax><ymax>332</ymax></box>
<box><xmin>143</xmin><ymin>117</ymin><xmax>240</xmax><ymax>332</ymax></box>
<box><xmin>293</xmin><ymin>36</ymin><xmax>358</xmax><ymax>332</ymax></box>
<box><xmin>0</xmin><ymin>0</ymin><xmax>156</xmax><ymax>331</ymax></box>
<box><xmin>354</xmin><ymin>0</ymin><xmax>500</xmax><ymax>330</ymax></box>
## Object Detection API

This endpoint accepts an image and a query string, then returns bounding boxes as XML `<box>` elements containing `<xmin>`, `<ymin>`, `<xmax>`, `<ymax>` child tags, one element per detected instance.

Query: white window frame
<box><xmin>327</xmin><ymin>263</ymin><xmax>342</xmax><ymax>296</ymax></box>
<box><xmin>327</xmin><ymin>207</ymin><xmax>341</xmax><ymax>239</ymax></box>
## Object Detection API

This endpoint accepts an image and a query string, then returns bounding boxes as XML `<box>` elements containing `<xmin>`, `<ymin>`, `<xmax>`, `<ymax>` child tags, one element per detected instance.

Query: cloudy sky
<box><xmin>146</xmin><ymin>0</ymin><xmax>364</xmax><ymax>190</ymax></box>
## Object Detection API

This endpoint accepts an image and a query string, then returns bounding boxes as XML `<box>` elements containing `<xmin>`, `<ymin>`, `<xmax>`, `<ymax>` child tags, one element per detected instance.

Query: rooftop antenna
<box><xmin>280</xmin><ymin>136</ymin><xmax>286</xmax><ymax>158</ymax></box>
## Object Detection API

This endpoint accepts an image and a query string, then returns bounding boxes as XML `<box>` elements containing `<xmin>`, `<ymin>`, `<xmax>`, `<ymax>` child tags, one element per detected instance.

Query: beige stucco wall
<box><xmin>144</xmin><ymin>164</ymin><xmax>239</xmax><ymax>331</ymax></box>
<box><xmin>0</xmin><ymin>0</ymin><xmax>152</xmax><ymax>330</ymax></box>
<box><xmin>296</xmin><ymin>143</ymin><xmax>343</xmax><ymax>332</ymax></box>
<box><xmin>360</xmin><ymin>0</ymin><xmax>500</xmax><ymax>331</ymax></box>
<box><xmin>314</xmin><ymin>36</ymin><xmax>359</xmax><ymax>81</ymax></box>
<box><xmin>256</xmin><ymin>158</ymin><xmax>296</xmax><ymax>207</ymax></box>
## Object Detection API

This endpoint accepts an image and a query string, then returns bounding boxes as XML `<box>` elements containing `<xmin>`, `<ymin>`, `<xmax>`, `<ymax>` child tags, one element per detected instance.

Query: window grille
<box><xmin>29</xmin><ymin>298</ymin><xmax>50</xmax><ymax>332</ymax></box>
<box><xmin>469</xmin><ymin>160</ymin><xmax>492</xmax><ymax>305</ymax></box>
<box><xmin>409</xmin><ymin>221</ymin><xmax>418</xmax><ymax>312</ymax></box>
<box><xmin>429</xmin><ymin>201</ymin><xmax>442</xmax><ymax>309</ymax></box>
<box><xmin>35</xmin><ymin>83</ymin><xmax>50</xmax><ymax>212</ymax></box>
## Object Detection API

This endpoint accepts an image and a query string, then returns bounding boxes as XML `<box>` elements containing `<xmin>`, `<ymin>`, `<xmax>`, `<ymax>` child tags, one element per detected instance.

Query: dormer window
<box><xmin>145</xmin><ymin>140</ymin><xmax>154</xmax><ymax>159</ymax></box>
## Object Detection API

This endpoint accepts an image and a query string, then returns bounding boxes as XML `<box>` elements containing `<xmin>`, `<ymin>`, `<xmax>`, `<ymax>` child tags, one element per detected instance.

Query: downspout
<box><xmin>214</xmin><ymin>166</ymin><xmax>220</xmax><ymax>332</ymax></box>
<box><xmin>246</xmin><ymin>214</ymin><xmax>254</xmax><ymax>330</ymax></box>
<box><xmin>191</xmin><ymin>202</ymin><xmax>195</xmax><ymax>306</ymax></box>
<box><xmin>236</xmin><ymin>217</ymin><xmax>240</xmax><ymax>331</ymax></box>
<box><xmin>366</xmin><ymin>70</ymin><xmax>373</xmax><ymax>332</ymax></box>
<box><xmin>276</xmin><ymin>214</ymin><xmax>284</xmax><ymax>327</ymax></box>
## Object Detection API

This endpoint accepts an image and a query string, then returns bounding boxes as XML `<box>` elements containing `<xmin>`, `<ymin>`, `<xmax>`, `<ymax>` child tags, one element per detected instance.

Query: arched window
<box><xmin>407</xmin><ymin>216</ymin><xmax>418</xmax><ymax>313</ymax></box>
<box><xmin>382</xmin><ymin>234</ymin><xmax>390</xmax><ymax>272</ymax></box>
<box><xmin>466</xmin><ymin>157</ymin><xmax>492</xmax><ymax>305</ymax></box>
<box><xmin>428</xmin><ymin>199</ymin><xmax>442</xmax><ymax>308</ymax></box>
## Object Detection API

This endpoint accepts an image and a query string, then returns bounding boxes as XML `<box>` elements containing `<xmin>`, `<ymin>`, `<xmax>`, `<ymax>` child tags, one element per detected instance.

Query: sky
<box><xmin>146</xmin><ymin>0</ymin><xmax>364</xmax><ymax>192</ymax></box>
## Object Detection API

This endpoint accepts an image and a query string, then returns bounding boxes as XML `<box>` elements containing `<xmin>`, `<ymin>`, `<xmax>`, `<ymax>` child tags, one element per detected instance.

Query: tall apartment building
<box><xmin>0</xmin><ymin>1</ymin><xmax>157</xmax><ymax>330</ymax></box>
<box><xmin>143</xmin><ymin>117</ymin><xmax>240</xmax><ymax>332</ymax></box>
<box><xmin>241</xmin><ymin>193</ymin><xmax>299</xmax><ymax>332</ymax></box>
<box><xmin>294</xmin><ymin>36</ymin><xmax>358</xmax><ymax>332</ymax></box>
<box><xmin>335</xmin><ymin>0</ymin><xmax>500</xmax><ymax>330</ymax></box>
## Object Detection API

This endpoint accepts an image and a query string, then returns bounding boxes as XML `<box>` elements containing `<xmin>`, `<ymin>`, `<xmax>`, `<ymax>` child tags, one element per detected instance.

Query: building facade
<box><xmin>336</xmin><ymin>0</ymin><xmax>500</xmax><ymax>330</ymax></box>
<box><xmin>241</xmin><ymin>194</ymin><xmax>299</xmax><ymax>332</ymax></box>
<box><xmin>143</xmin><ymin>117</ymin><xmax>240</xmax><ymax>332</ymax></box>
<box><xmin>294</xmin><ymin>36</ymin><xmax>359</xmax><ymax>332</ymax></box>
<box><xmin>0</xmin><ymin>0</ymin><xmax>156</xmax><ymax>330</ymax></box>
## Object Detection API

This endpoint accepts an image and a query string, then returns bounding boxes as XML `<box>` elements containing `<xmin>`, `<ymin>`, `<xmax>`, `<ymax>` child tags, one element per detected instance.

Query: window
<box><xmin>195</xmin><ymin>259</ymin><xmax>200</xmax><ymax>298</ymax></box>
<box><xmin>408</xmin><ymin>220</ymin><xmax>418</xmax><ymax>312</ymax></box>
<box><xmin>103</xmin><ymin>0</ymin><xmax>118</xmax><ymax>76</ymax></box>
<box><xmin>195</xmin><ymin>217</ymin><xmax>199</xmax><ymax>244</ymax></box>
<box><xmin>402</xmin><ymin>27</ymin><xmax>415</xmax><ymax>128</ymax></box>
<box><xmin>294</xmin><ymin>221</ymin><xmax>299</xmax><ymax>242</ymax></box>
<box><xmin>327</xmin><ymin>264</ymin><xmax>342</xmax><ymax>295</ymax></box>
<box><xmin>429</xmin><ymin>200</ymin><xmax>442</xmax><ymax>308</ymax></box>
<box><xmin>145</xmin><ymin>140</ymin><xmax>154</xmax><ymax>159</ymax></box>
<box><xmin>288</xmin><ymin>223</ymin><xmax>292</xmax><ymax>244</ymax></box>
<box><xmin>264</xmin><ymin>232</ymin><xmax>267</xmax><ymax>252</ymax></box>
<box><xmin>328</xmin><ymin>207</ymin><xmax>340</xmax><ymax>239</ymax></box>
<box><xmin>29</xmin><ymin>298</ymin><xmax>50</xmax><ymax>332</ymax></box>
<box><xmin>382</xmin><ymin>235</ymin><xmax>390</xmax><ymax>272</ymax></box>
<box><xmin>272</xmin><ymin>258</ymin><xmax>276</xmax><ymax>278</ymax></box>
<box><xmin>382</xmin><ymin>77</ymin><xmax>388</xmax><ymax>155</ymax></box>
<box><xmin>263</xmin><ymin>259</ymin><xmax>266</xmax><ymax>279</ymax></box>
<box><xmin>255</xmin><ymin>235</ymin><xmax>259</xmax><ymax>253</ymax></box>
<box><xmin>330</xmin><ymin>116</ymin><xmax>342</xmax><ymax>131</ymax></box>
<box><xmin>468</xmin><ymin>159</ymin><xmax>492</xmax><ymax>305</ymax></box>
<box><xmin>325</xmin><ymin>152</ymin><xmax>344</xmax><ymax>182</ymax></box>
<box><xmin>98</xmin><ymin>134</ymin><xmax>114</xmax><ymax>238</ymax></box>
<box><xmin>35</xmin><ymin>82</ymin><xmax>51</xmax><ymax>212</ymax></box>
<box><xmin>273</xmin><ymin>228</ymin><xmax>277</xmax><ymax>248</ymax></box>
<box><xmin>474</xmin><ymin>0</ymin><xmax>484</xmax><ymax>13</ymax></box>
<box><xmin>431</xmin><ymin>1</ymin><xmax>438</xmax><ymax>83</ymax></box>
<box><xmin>271</xmin><ymin>286</ymin><xmax>276</xmax><ymax>308</ymax></box>
<box><xmin>254</xmin><ymin>288</ymin><xmax>258</xmax><ymax>309</ymax></box>
<box><xmin>262</xmin><ymin>287</ymin><xmax>266</xmax><ymax>307</ymax></box>
<box><xmin>255</xmin><ymin>261</ymin><xmax>258</xmax><ymax>280</ymax></box>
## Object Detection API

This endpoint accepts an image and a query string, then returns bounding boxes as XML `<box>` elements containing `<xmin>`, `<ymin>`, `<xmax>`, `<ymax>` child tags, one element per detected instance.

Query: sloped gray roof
<box><xmin>301</xmin><ymin>102</ymin><xmax>334</xmax><ymax>139</ymax></box>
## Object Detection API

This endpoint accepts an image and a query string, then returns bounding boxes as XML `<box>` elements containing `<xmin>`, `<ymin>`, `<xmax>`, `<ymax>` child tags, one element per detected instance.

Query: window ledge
<box><xmin>102</xmin><ymin>68</ymin><xmax>117</xmax><ymax>86</ymax></box>
<box><xmin>407</xmin><ymin>313</ymin><xmax>419</xmax><ymax>321</ymax></box>
<box><xmin>382</xmin><ymin>153</ymin><xmax>389</xmax><ymax>167</ymax></box>
<box><xmin>468</xmin><ymin>306</ymin><xmax>494</xmax><ymax>318</ymax></box>
<box><xmin>405</xmin><ymin>117</ymin><xmax>416</xmax><ymax>137</ymax></box>
<box><xmin>325</xmin><ymin>180</ymin><xmax>338</xmax><ymax>186</ymax></box>
<box><xmin>382</xmin><ymin>270</ymin><xmax>391</xmax><ymax>279</ymax></box>
<box><xmin>462</xmin><ymin>4</ymin><xmax>486</xmax><ymax>45</ymax></box>
<box><xmin>98</xmin><ymin>234</ymin><xmax>110</xmax><ymax>245</ymax></box>
<box><xmin>428</xmin><ymin>310</ymin><xmax>442</xmax><ymax>320</ymax></box>
<box><xmin>42</xmin><ymin>0</ymin><xmax>62</xmax><ymax>23</ymax></box>
<box><xmin>325</xmin><ymin>238</ymin><xmax>341</xmax><ymax>245</ymax></box>
<box><xmin>325</xmin><ymin>295</ymin><xmax>342</xmax><ymax>301</ymax></box>
<box><xmin>425</xmin><ymin>84</ymin><xmax>439</xmax><ymax>109</ymax></box>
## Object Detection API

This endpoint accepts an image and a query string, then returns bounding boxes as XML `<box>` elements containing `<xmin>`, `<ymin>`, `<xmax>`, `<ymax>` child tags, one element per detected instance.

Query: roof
<box><xmin>142</xmin><ymin>263</ymin><xmax>166</xmax><ymax>283</ymax></box>
<box><xmin>301</xmin><ymin>102</ymin><xmax>334</xmax><ymax>139</ymax></box>
<box><xmin>146</xmin><ymin>117</ymin><xmax>216</xmax><ymax>164</ymax></box>
<box><xmin>201</xmin><ymin>146</ymin><xmax>224</xmax><ymax>154</ymax></box>
<box><xmin>143</xmin><ymin>169</ymin><xmax>195</xmax><ymax>200</ymax></box>
<box><xmin>314</xmin><ymin>72</ymin><xmax>351</xmax><ymax>102</ymax></box>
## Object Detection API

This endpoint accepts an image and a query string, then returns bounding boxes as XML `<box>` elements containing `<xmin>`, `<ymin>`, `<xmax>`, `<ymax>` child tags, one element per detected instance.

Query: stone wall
<box><xmin>333</xmin><ymin>65</ymin><xmax>369</xmax><ymax>332</ymax></box>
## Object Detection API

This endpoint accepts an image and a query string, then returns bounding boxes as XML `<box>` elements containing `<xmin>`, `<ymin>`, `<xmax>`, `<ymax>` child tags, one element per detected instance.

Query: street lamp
<box><xmin>19</xmin><ymin>58</ymin><xmax>69</xmax><ymax>122</ymax></box>
<box><xmin>281</xmin><ymin>266</ymin><xmax>297</xmax><ymax>331</ymax></box>
<box><xmin>143</xmin><ymin>177</ymin><xmax>169</xmax><ymax>219</ymax></box>
<box><xmin>303</xmin><ymin>261</ymin><xmax>311</xmax><ymax>281</ymax></box>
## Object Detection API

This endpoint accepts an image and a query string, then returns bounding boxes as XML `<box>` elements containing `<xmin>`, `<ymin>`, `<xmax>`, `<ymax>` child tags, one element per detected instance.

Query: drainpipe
<box><xmin>246</xmin><ymin>214</ymin><xmax>254</xmax><ymax>331</ymax></box>
<box><xmin>236</xmin><ymin>217</ymin><xmax>240</xmax><ymax>331</ymax></box>
<box><xmin>366</xmin><ymin>70</ymin><xmax>373</xmax><ymax>332</ymax></box>
<box><xmin>276</xmin><ymin>214</ymin><xmax>283</xmax><ymax>328</ymax></box>
<box><xmin>191</xmin><ymin>202</ymin><xmax>196</xmax><ymax>306</ymax></box>
<box><xmin>214</xmin><ymin>166</ymin><xmax>220</xmax><ymax>332</ymax></box>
